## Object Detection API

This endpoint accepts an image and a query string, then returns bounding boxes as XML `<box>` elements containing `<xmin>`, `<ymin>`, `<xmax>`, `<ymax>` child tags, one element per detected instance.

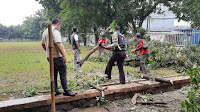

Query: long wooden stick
<box><xmin>100</xmin><ymin>75</ymin><xmax>181</xmax><ymax>86</ymax></box>
<box><xmin>48</xmin><ymin>25</ymin><xmax>55</xmax><ymax>112</ymax></box>
<box><xmin>142</xmin><ymin>75</ymin><xmax>172</xmax><ymax>84</ymax></box>
<box><xmin>136</xmin><ymin>101</ymin><xmax>168</xmax><ymax>105</ymax></box>
<box><xmin>100</xmin><ymin>79</ymin><xmax>147</xmax><ymax>86</ymax></box>
<box><xmin>77</xmin><ymin>45</ymin><xmax>99</xmax><ymax>67</ymax></box>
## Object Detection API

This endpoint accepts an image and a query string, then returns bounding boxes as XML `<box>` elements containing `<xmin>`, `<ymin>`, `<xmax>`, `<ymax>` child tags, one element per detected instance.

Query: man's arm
<box><xmin>42</xmin><ymin>44</ymin><xmax>46</xmax><ymax>51</ymax></box>
<box><xmin>135</xmin><ymin>41</ymin><xmax>142</xmax><ymax>51</ymax></box>
<box><xmin>55</xmin><ymin>42</ymin><xmax>67</xmax><ymax>63</ymax></box>
<box><xmin>75</xmin><ymin>41</ymin><xmax>82</xmax><ymax>54</ymax></box>
<box><xmin>105</xmin><ymin>33</ymin><xmax>118</xmax><ymax>50</ymax></box>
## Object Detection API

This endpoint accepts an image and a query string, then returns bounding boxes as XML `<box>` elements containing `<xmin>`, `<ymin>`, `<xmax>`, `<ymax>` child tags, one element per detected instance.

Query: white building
<box><xmin>142</xmin><ymin>6</ymin><xmax>175</xmax><ymax>32</ymax></box>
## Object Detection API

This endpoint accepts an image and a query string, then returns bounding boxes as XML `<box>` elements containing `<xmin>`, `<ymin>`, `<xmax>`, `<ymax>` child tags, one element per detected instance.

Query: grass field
<box><xmin>0</xmin><ymin>42</ymin><xmax>181</xmax><ymax>101</ymax></box>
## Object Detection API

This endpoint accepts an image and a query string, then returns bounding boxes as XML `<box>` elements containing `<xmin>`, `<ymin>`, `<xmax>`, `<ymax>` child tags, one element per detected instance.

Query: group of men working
<box><xmin>41</xmin><ymin>18</ymin><xmax>150</xmax><ymax>96</ymax></box>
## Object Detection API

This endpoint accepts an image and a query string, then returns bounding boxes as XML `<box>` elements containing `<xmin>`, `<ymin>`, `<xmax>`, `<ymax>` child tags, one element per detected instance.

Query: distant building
<box><xmin>142</xmin><ymin>6</ymin><xmax>175</xmax><ymax>32</ymax></box>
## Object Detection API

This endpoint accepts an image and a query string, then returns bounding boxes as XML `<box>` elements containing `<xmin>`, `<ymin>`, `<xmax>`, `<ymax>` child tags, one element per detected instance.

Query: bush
<box><xmin>23</xmin><ymin>86</ymin><xmax>38</xmax><ymax>98</ymax></box>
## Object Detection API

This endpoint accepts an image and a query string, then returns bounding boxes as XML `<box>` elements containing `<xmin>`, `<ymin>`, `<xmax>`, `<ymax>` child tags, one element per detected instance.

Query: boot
<box><xmin>55</xmin><ymin>91</ymin><xmax>63</xmax><ymax>96</ymax></box>
<box><xmin>63</xmin><ymin>90</ymin><xmax>76</xmax><ymax>96</ymax></box>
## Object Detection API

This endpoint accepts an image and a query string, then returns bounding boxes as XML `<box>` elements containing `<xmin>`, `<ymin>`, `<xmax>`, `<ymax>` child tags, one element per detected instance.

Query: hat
<box><xmin>135</xmin><ymin>33</ymin><xmax>141</xmax><ymax>38</ymax></box>
<box><xmin>114</xmin><ymin>25</ymin><xmax>120</xmax><ymax>31</ymax></box>
<box><xmin>101</xmin><ymin>34</ymin><xmax>106</xmax><ymax>37</ymax></box>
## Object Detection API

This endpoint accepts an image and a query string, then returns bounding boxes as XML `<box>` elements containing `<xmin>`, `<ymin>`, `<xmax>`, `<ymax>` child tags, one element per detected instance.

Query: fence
<box><xmin>165</xmin><ymin>30</ymin><xmax>200</xmax><ymax>46</ymax></box>
<box><xmin>148</xmin><ymin>30</ymin><xmax>200</xmax><ymax>47</ymax></box>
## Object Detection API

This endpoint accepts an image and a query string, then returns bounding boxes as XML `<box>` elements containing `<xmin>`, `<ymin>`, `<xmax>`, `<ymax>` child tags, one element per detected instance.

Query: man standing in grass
<box><xmin>41</xmin><ymin>18</ymin><xmax>76</xmax><ymax>96</ymax></box>
<box><xmin>71</xmin><ymin>27</ymin><xmax>82</xmax><ymax>72</ymax></box>
<box><xmin>104</xmin><ymin>25</ymin><xmax>126</xmax><ymax>84</ymax></box>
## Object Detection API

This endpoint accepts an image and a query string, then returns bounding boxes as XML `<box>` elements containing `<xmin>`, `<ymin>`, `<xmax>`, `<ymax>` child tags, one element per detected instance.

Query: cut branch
<box><xmin>142</xmin><ymin>75</ymin><xmax>172</xmax><ymax>84</ymax></box>
<box><xmin>77</xmin><ymin>45</ymin><xmax>100</xmax><ymax>67</ymax></box>
<box><xmin>136</xmin><ymin>101</ymin><xmax>168</xmax><ymax>105</ymax></box>
<box><xmin>131</xmin><ymin>93</ymin><xmax>141</xmax><ymax>104</ymax></box>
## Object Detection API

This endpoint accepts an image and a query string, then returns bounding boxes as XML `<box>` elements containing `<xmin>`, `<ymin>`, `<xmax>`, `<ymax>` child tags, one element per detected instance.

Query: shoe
<box><xmin>104</xmin><ymin>75</ymin><xmax>111</xmax><ymax>80</ymax></box>
<box><xmin>55</xmin><ymin>91</ymin><xmax>63</xmax><ymax>96</ymax></box>
<box><xmin>77</xmin><ymin>70</ymin><xmax>83</xmax><ymax>73</ymax></box>
<box><xmin>63</xmin><ymin>90</ymin><xmax>77</xmax><ymax>96</ymax></box>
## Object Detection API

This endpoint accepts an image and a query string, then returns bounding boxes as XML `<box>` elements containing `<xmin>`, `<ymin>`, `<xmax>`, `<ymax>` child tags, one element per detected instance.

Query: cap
<box><xmin>135</xmin><ymin>33</ymin><xmax>141</xmax><ymax>38</ymax></box>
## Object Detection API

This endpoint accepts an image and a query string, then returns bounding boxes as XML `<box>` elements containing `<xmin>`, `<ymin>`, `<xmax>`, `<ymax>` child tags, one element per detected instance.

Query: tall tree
<box><xmin>59</xmin><ymin>0</ymin><xmax>111</xmax><ymax>45</ymax></box>
<box><xmin>112</xmin><ymin>0</ymin><xmax>173</xmax><ymax>33</ymax></box>
<box><xmin>36</xmin><ymin>0</ymin><xmax>62</xmax><ymax>18</ymax></box>
<box><xmin>170</xmin><ymin>0</ymin><xmax>200</xmax><ymax>29</ymax></box>
<box><xmin>22</xmin><ymin>10</ymin><xmax>48</xmax><ymax>40</ymax></box>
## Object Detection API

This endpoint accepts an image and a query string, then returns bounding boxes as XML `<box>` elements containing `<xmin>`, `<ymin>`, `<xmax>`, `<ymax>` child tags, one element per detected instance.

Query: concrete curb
<box><xmin>0</xmin><ymin>76</ymin><xmax>190</xmax><ymax>112</ymax></box>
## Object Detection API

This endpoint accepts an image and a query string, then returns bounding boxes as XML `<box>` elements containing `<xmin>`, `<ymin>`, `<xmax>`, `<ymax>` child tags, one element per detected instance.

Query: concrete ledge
<box><xmin>0</xmin><ymin>76</ymin><xmax>190</xmax><ymax>112</ymax></box>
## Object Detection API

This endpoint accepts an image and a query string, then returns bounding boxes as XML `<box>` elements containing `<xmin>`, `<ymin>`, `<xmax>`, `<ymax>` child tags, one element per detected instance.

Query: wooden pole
<box><xmin>136</xmin><ymin>101</ymin><xmax>168</xmax><ymax>105</ymax></box>
<box><xmin>48</xmin><ymin>25</ymin><xmax>56</xmax><ymax>112</ymax></box>
<box><xmin>142</xmin><ymin>75</ymin><xmax>172</xmax><ymax>84</ymax></box>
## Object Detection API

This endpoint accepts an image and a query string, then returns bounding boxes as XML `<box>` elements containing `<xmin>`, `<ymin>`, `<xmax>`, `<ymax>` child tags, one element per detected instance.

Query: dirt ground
<box><xmin>69</xmin><ymin>89</ymin><xmax>187</xmax><ymax>112</ymax></box>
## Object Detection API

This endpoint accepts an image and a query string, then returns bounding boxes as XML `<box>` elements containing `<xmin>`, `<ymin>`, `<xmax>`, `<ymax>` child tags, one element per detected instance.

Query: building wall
<box><xmin>142</xmin><ymin>6</ymin><xmax>175</xmax><ymax>31</ymax></box>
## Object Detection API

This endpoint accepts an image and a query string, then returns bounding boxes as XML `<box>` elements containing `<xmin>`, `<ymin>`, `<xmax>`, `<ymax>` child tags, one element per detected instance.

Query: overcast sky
<box><xmin>0</xmin><ymin>0</ymin><xmax>43</xmax><ymax>26</ymax></box>
<box><xmin>0</xmin><ymin>0</ymin><xmax>190</xmax><ymax>27</ymax></box>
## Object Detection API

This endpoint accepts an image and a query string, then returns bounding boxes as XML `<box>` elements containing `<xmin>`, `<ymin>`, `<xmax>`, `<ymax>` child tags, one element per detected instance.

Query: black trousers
<box><xmin>105</xmin><ymin>51</ymin><xmax>126</xmax><ymax>84</ymax></box>
<box><xmin>47</xmin><ymin>57</ymin><xmax>69</xmax><ymax>92</ymax></box>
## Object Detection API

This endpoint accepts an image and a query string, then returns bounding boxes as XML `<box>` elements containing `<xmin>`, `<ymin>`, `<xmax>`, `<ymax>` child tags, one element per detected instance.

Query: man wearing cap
<box><xmin>71</xmin><ymin>27</ymin><xmax>82</xmax><ymax>72</ymax></box>
<box><xmin>41</xmin><ymin>18</ymin><xmax>76</xmax><ymax>96</ymax></box>
<box><xmin>134</xmin><ymin>33</ymin><xmax>150</xmax><ymax>75</ymax></box>
<box><xmin>97</xmin><ymin>34</ymin><xmax>107</xmax><ymax>56</ymax></box>
<box><xmin>104</xmin><ymin>25</ymin><xmax>126</xmax><ymax>84</ymax></box>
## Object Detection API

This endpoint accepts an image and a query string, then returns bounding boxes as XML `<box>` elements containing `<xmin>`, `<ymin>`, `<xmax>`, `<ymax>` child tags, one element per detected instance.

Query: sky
<box><xmin>0</xmin><ymin>0</ymin><xmax>43</xmax><ymax>26</ymax></box>
<box><xmin>0</xmin><ymin>0</ymin><xmax>190</xmax><ymax>27</ymax></box>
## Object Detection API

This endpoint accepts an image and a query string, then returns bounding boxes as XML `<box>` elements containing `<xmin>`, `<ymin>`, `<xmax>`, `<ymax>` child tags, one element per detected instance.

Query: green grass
<box><xmin>0</xmin><ymin>42</ymin><xmax>182</xmax><ymax>101</ymax></box>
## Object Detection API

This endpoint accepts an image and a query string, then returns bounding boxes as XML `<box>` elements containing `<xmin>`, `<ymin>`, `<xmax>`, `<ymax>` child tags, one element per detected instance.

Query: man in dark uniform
<box><xmin>104</xmin><ymin>25</ymin><xmax>126</xmax><ymax>84</ymax></box>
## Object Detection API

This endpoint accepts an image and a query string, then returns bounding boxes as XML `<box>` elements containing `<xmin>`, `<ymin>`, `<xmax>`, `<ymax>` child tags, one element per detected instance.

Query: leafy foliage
<box><xmin>170</xmin><ymin>0</ymin><xmax>200</xmax><ymax>29</ymax></box>
<box><xmin>139</xmin><ymin>94</ymin><xmax>153</xmax><ymax>102</ymax></box>
<box><xmin>96</xmin><ymin>97</ymin><xmax>110</xmax><ymax>105</ymax></box>
<box><xmin>179</xmin><ymin>65</ymin><xmax>200</xmax><ymax>112</ymax></box>
<box><xmin>88</xmin><ymin>55</ymin><xmax>111</xmax><ymax>63</ymax></box>
<box><xmin>23</xmin><ymin>86</ymin><xmax>38</xmax><ymax>98</ymax></box>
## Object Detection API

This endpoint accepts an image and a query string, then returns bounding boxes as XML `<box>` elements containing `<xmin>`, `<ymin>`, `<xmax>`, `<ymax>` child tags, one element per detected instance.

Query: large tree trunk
<box><xmin>131</xmin><ymin>21</ymin><xmax>137</xmax><ymax>34</ymax></box>
<box><xmin>82</xmin><ymin>31</ymin><xmax>87</xmax><ymax>46</ymax></box>
<box><xmin>68</xmin><ymin>34</ymin><xmax>71</xmax><ymax>44</ymax></box>
<box><xmin>93</xmin><ymin>27</ymin><xmax>99</xmax><ymax>45</ymax></box>
<box><xmin>83</xmin><ymin>36</ymin><xmax>86</xmax><ymax>46</ymax></box>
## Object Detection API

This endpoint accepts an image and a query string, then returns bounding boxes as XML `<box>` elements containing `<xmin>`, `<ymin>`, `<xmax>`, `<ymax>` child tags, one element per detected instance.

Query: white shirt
<box><xmin>53</xmin><ymin>27</ymin><xmax>62</xmax><ymax>43</ymax></box>
<box><xmin>74</xmin><ymin>34</ymin><xmax>78</xmax><ymax>41</ymax></box>
<box><xmin>42</xmin><ymin>26</ymin><xmax>65</xmax><ymax>58</ymax></box>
